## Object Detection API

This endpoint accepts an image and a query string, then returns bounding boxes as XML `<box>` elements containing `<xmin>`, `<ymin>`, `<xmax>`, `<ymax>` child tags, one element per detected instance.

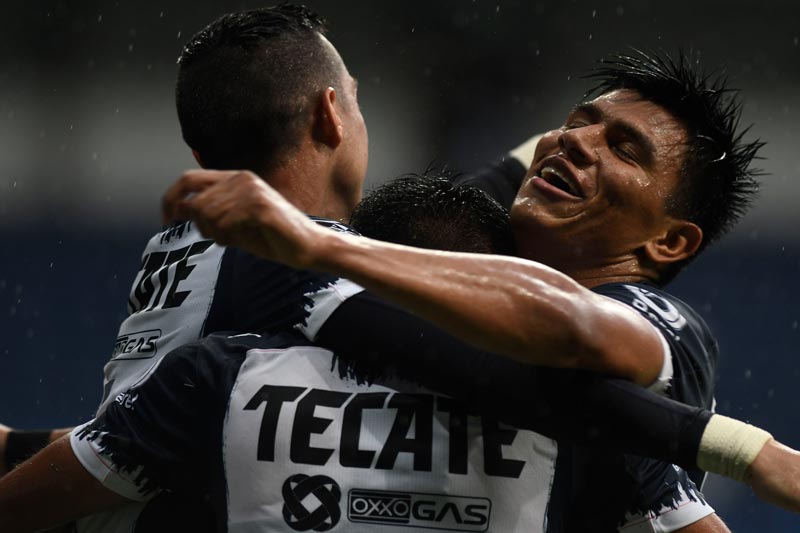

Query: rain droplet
<box><xmin>97</xmin><ymin>14</ymin><xmax>103</xmax><ymax>22</ymax></box>
<box><xmin>592</xmin><ymin>9</ymin><xmax>597</xmax><ymax>18</ymax></box>
<box><xmin>177</xmin><ymin>30</ymin><xmax>182</xmax><ymax>39</ymax></box>
<box><xmin>616</xmin><ymin>5</ymin><xmax>625</xmax><ymax>15</ymax></box>
<box><xmin>128</xmin><ymin>43</ymin><xmax>134</xmax><ymax>52</ymax></box>
<box><xmin>496</xmin><ymin>5</ymin><xmax>501</xmax><ymax>13</ymax></box>
<box><xmin>744</xmin><ymin>369</ymin><xmax>752</xmax><ymax>379</ymax></box>
<box><xmin>159</xmin><ymin>11</ymin><xmax>164</xmax><ymax>18</ymax></box>
<box><xmin>795</xmin><ymin>36</ymin><xmax>799</xmax><ymax>46</ymax></box>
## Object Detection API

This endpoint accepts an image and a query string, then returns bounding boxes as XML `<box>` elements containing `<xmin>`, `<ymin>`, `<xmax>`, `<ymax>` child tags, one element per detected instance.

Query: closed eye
<box><xmin>612</xmin><ymin>142</ymin><xmax>639</xmax><ymax>164</ymax></box>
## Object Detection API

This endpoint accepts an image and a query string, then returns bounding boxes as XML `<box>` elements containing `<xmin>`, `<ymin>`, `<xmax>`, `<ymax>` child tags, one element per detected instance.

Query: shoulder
<box><xmin>593</xmin><ymin>283</ymin><xmax>717</xmax><ymax>407</ymax></box>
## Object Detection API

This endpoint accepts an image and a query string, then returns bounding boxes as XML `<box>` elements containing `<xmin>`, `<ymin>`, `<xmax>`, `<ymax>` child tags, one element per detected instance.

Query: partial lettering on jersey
<box><xmin>99</xmin><ymin>222</ymin><xmax>224</xmax><ymax>415</ymax></box>
<box><xmin>622</xmin><ymin>285</ymin><xmax>687</xmax><ymax>341</ymax></box>
<box><xmin>73</xmin><ymin>337</ymin><xmax>558</xmax><ymax>533</ymax></box>
<box><xmin>99</xmin><ymin>218</ymin><xmax>362</xmax><ymax>417</ymax></box>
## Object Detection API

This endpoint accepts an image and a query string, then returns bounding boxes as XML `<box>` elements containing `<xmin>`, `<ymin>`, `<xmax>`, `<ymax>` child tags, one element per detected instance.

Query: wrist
<box><xmin>697</xmin><ymin>414</ymin><xmax>772</xmax><ymax>482</ymax></box>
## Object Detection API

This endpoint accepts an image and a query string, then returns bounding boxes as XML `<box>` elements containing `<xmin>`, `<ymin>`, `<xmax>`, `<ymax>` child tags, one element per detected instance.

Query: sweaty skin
<box><xmin>161</xmin><ymin>167</ymin><xmax>800</xmax><ymax>517</ymax></box>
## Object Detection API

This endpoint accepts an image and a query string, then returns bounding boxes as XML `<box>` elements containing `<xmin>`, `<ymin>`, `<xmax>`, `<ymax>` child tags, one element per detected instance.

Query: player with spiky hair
<box><xmin>150</xmin><ymin>48</ymin><xmax>797</xmax><ymax>530</ymax></box>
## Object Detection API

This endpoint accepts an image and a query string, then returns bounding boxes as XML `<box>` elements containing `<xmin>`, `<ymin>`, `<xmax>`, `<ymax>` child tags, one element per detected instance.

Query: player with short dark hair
<box><xmin>1</xmin><ymin>5</ymin><xmax>367</xmax><ymax>532</ymax></box>
<box><xmin>176</xmin><ymin>5</ymin><xmax>359</xmax><ymax>177</ymax></box>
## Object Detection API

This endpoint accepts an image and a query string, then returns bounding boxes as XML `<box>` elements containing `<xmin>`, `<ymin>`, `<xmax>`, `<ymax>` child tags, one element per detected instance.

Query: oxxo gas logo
<box><xmin>348</xmin><ymin>489</ymin><xmax>491</xmax><ymax>531</ymax></box>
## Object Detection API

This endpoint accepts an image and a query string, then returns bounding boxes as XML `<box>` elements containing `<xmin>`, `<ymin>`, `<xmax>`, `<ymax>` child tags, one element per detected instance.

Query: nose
<box><xmin>558</xmin><ymin>125</ymin><xmax>600</xmax><ymax>167</ymax></box>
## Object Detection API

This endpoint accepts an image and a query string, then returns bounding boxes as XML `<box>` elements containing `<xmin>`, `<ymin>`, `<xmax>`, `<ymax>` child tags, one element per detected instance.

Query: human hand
<box><xmin>162</xmin><ymin>169</ymin><xmax>328</xmax><ymax>269</ymax></box>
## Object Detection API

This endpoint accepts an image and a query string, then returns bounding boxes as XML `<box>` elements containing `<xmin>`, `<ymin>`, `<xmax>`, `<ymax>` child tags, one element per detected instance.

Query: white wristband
<box><xmin>697</xmin><ymin>414</ymin><xmax>772</xmax><ymax>483</ymax></box>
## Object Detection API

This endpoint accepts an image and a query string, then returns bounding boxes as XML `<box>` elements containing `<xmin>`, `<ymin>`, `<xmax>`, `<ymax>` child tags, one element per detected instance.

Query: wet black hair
<box><xmin>584</xmin><ymin>49</ymin><xmax>764</xmax><ymax>283</ymax></box>
<box><xmin>350</xmin><ymin>172</ymin><xmax>515</xmax><ymax>255</ymax></box>
<box><xmin>176</xmin><ymin>4</ymin><xmax>344</xmax><ymax>174</ymax></box>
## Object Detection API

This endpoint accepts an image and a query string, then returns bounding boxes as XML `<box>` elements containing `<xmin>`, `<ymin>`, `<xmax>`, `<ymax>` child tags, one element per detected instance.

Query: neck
<box><xmin>261</xmin><ymin>154</ymin><xmax>358</xmax><ymax>223</ymax></box>
<box><xmin>517</xmin><ymin>243</ymin><xmax>658</xmax><ymax>289</ymax></box>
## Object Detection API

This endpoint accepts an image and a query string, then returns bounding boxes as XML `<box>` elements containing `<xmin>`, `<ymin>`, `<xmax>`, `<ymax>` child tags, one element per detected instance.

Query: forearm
<box><xmin>314</xmin><ymin>232</ymin><xmax>590</xmax><ymax>365</ymax></box>
<box><xmin>0</xmin><ymin>435</ymin><xmax>127</xmax><ymax>531</ymax></box>
<box><xmin>1</xmin><ymin>427</ymin><xmax>70</xmax><ymax>477</ymax></box>
<box><xmin>310</xmin><ymin>230</ymin><xmax>658</xmax><ymax>382</ymax></box>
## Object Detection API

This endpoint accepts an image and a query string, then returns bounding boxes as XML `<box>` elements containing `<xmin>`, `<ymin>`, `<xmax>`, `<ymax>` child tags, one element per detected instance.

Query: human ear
<box><xmin>313</xmin><ymin>86</ymin><xmax>344</xmax><ymax>148</ymax></box>
<box><xmin>191</xmin><ymin>149</ymin><xmax>205</xmax><ymax>168</ymax></box>
<box><xmin>644</xmin><ymin>220</ymin><xmax>703</xmax><ymax>266</ymax></box>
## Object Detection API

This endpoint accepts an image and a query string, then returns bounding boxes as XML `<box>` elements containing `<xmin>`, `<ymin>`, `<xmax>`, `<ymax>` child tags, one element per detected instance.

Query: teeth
<box><xmin>540</xmin><ymin>166</ymin><xmax>577</xmax><ymax>195</ymax></box>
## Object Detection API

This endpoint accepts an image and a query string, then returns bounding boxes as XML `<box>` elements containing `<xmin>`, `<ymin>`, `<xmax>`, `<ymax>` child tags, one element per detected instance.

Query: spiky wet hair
<box><xmin>350</xmin><ymin>171</ymin><xmax>515</xmax><ymax>256</ymax></box>
<box><xmin>584</xmin><ymin>50</ymin><xmax>764</xmax><ymax>282</ymax></box>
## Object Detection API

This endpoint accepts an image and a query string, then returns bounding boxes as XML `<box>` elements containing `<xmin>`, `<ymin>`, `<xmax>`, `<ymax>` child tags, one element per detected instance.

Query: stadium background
<box><xmin>1</xmin><ymin>0</ymin><xmax>798</xmax><ymax>529</ymax></box>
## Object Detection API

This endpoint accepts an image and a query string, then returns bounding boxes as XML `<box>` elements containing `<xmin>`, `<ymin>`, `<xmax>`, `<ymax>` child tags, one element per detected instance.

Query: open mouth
<box><xmin>538</xmin><ymin>166</ymin><xmax>581</xmax><ymax>198</ymax></box>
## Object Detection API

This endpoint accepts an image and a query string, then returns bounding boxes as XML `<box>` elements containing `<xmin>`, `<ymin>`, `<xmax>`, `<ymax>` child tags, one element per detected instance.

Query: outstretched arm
<box><xmin>0</xmin><ymin>435</ymin><xmax>128</xmax><ymax>532</ymax></box>
<box><xmin>163</xmin><ymin>170</ymin><xmax>665</xmax><ymax>387</ymax></box>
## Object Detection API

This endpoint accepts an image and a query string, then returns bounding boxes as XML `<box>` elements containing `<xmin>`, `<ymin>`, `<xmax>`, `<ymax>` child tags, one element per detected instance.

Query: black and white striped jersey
<box><xmin>74</xmin><ymin>332</ymin><xmax>559</xmax><ymax>533</ymax></box>
<box><xmin>98</xmin><ymin>218</ymin><xmax>362</xmax><ymax>416</ymax></box>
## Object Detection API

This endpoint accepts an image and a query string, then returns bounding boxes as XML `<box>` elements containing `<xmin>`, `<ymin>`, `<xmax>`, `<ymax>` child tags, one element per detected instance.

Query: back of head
<box><xmin>350</xmin><ymin>173</ymin><xmax>515</xmax><ymax>255</ymax></box>
<box><xmin>584</xmin><ymin>49</ymin><xmax>764</xmax><ymax>283</ymax></box>
<box><xmin>176</xmin><ymin>5</ymin><xmax>343</xmax><ymax>174</ymax></box>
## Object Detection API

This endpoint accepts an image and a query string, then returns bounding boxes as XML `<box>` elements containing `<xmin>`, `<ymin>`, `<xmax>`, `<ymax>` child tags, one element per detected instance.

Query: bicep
<box><xmin>0</xmin><ymin>436</ymin><xmax>129</xmax><ymax>532</ymax></box>
<box><xmin>578</xmin><ymin>294</ymin><xmax>667</xmax><ymax>387</ymax></box>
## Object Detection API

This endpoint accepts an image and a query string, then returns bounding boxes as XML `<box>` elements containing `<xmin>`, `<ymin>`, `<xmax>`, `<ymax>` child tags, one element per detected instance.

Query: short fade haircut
<box><xmin>176</xmin><ymin>5</ymin><xmax>344</xmax><ymax>174</ymax></box>
<box><xmin>584</xmin><ymin>50</ymin><xmax>764</xmax><ymax>283</ymax></box>
<box><xmin>350</xmin><ymin>173</ymin><xmax>515</xmax><ymax>255</ymax></box>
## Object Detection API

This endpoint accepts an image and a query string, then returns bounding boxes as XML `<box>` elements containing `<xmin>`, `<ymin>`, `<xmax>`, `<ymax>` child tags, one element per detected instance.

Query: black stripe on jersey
<box><xmin>202</xmin><ymin>218</ymin><xmax>360</xmax><ymax>337</ymax></box>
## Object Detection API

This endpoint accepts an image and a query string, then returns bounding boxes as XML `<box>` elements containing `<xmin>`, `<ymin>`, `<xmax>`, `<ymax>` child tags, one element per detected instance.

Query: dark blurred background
<box><xmin>1</xmin><ymin>0</ymin><xmax>798</xmax><ymax>529</ymax></box>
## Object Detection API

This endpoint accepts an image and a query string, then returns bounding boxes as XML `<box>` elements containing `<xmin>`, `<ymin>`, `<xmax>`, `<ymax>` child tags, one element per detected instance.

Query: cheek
<box><xmin>534</xmin><ymin>130</ymin><xmax>561</xmax><ymax>157</ymax></box>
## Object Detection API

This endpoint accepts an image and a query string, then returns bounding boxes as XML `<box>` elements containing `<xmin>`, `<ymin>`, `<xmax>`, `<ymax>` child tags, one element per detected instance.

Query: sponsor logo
<box><xmin>624</xmin><ymin>285</ymin><xmax>687</xmax><ymax>338</ymax></box>
<box><xmin>282</xmin><ymin>474</ymin><xmax>341</xmax><ymax>532</ymax></box>
<box><xmin>112</xmin><ymin>329</ymin><xmax>161</xmax><ymax>360</ymax></box>
<box><xmin>348</xmin><ymin>489</ymin><xmax>491</xmax><ymax>531</ymax></box>
<box><xmin>114</xmin><ymin>391</ymin><xmax>138</xmax><ymax>411</ymax></box>
<box><xmin>245</xmin><ymin>386</ymin><xmax>525</xmax><ymax>478</ymax></box>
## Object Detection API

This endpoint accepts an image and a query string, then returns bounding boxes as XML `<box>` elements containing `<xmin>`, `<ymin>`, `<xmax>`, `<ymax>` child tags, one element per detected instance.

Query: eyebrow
<box><xmin>569</xmin><ymin>102</ymin><xmax>657</xmax><ymax>166</ymax></box>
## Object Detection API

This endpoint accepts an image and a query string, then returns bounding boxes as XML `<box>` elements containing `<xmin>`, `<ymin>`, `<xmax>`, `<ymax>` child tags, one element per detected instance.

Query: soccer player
<box><xmin>157</xmin><ymin>50</ymin><xmax>800</xmax><ymax>527</ymax></box>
